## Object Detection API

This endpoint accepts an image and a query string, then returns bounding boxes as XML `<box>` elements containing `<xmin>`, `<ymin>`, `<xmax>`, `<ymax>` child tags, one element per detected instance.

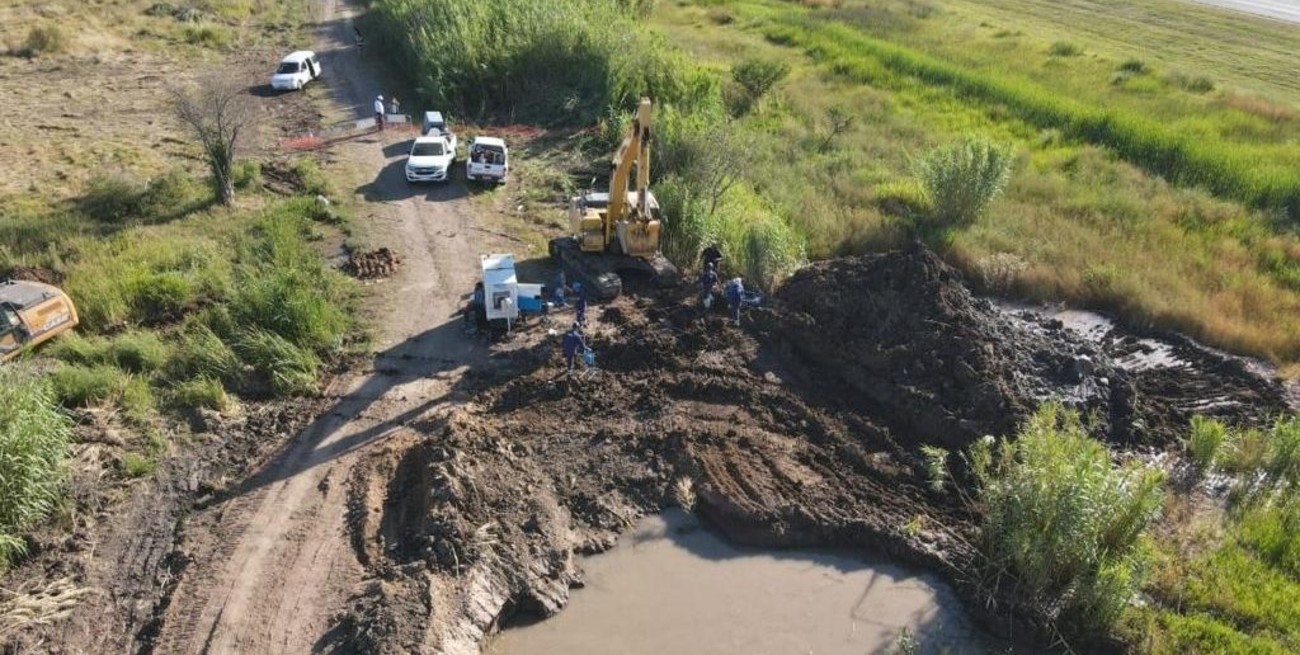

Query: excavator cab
<box><xmin>570</xmin><ymin>97</ymin><xmax>660</xmax><ymax>258</ymax></box>
<box><xmin>570</xmin><ymin>190</ymin><xmax>663</xmax><ymax>256</ymax></box>
<box><xmin>0</xmin><ymin>280</ymin><xmax>79</xmax><ymax>362</ymax></box>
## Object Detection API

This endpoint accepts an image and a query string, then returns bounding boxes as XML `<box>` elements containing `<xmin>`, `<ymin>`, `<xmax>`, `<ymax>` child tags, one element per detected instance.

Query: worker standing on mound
<box><xmin>702</xmin><ymin>242</ymin><xmax>723</xmax><ymax>271</ymax></box>
<box><xmin>562</xmin><ymin>323</ymin><xmax>587</xmax><ymax>376</ymax></box>
<box><xmin>553</xmin><ymin>270</ymin><xmax>568</xmax><ymax>308</ymax></box>
<box><xmin>373</xmin><ymin>95</ymin><xmax>386</xmax><ymax>131</ymax></box>
<box><xmin>724</xmin><ymin>275</ymin><xmax>745</xmax><ymax>326</ymax></box>
<box><xmin>698</xmin><ymin>261</ymin><xmax>719</xmax><ymax>310</ymax></box>
<box><xmin>573</xmin><ymin>281</ymin><xmax>588</xmax><ymax>326</ymax></box>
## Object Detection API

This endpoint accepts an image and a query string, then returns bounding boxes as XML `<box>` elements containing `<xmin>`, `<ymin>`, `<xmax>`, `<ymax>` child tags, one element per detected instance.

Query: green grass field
<box><xmin>0</xmin><ymin>0</ymin><xmax>349</xmax><ymax>569</ymax></box>
<box><xmin>653</xmin><ymin>0</ymin><xmax>1300</xmax><ymax>364</ymax></box>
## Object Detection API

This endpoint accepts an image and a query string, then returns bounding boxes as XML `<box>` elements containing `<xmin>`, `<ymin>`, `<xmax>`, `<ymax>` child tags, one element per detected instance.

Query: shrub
<box><xmin>144</xmin><ymin>2</ymin><xmax>178</xmax><ymax>17</ymax></box>
<box><xmin>655</xmin><ymin>175</ymin><xmax>712</xmax><ymax>267</ymax></box>
<box><xmin>230</xmin><ymin>268</ymin><xmax>347</xmax><ymax>352</ymax></box>
<box><xmin>47</xmin><ymin>333</ymin><xmax>114</xmax><ymax>367</ymax></box>
<box><xmin>873</xmin><ymin>180</ymin><xmax>931</xmax><ymax>218</ymax></box>
<box><xmin>49</xmin><ymin>364</ymin><xmax>131</xmax><ymax>408</ymax></box>
<box><xmin>234</xmin><ymin>329</ymin><xmax>320</xmax><ymax>397</ymax></box>
<box><xmin>740</xmin><ymin>218</ymin><xmax>805</xmax><ymax>292</ymax></box>
<box><xmin>1187</xmin><ymin>415</ymin><xmax>1229</xmax><ymax>472</ymax></box>
<box><xmin>1238</xmin><ymin>498</ymin><xmax>1300</xmax><ymax>577</ymax></box>
<box><xmin>913</xmin><ymin>137</ymin><xmax>1014</xmax><ymax>237</ymax></box>
<box><xmin>1118</xmin><ymin>58</ymin><xmax>1147</xmax><ymax>74</ymax></box>
<box><xmin>166</xmin><ymin>325</ymin><xmax>241</xmax><ymax>385</ymax></box>
<box><xmin>182</xmin><ymin>24</ymin><xmax>229</xmax><ymax>48</ymax></box>
<box><xmin>1225</xmin><ymin>416</ymin><xmax>1300</xmax><ymax>504</ymax></box>
<box><xmin>964</xmin><ymin>404</ymin><xmax>1165</xmax><ymax>635</ymax></box>
<box><xmin>81</xmin><ymin>172</ymin><xmax>149</xmax><ymax>223</ymax></box>
<box><xmin>1049</xmin><ymin>41</ymin><xmax>1082</xmax><ymax>57</ymax></box>
<box><xmin>50</xmin><ymin>331</ymin><xmax>173</xmax><ymax>373</ymax></box>
<box><xmin>291</xmin><ymin>158</ymin><xmax>332</xmax><ymax>197</ymax></box>
<box><xmin>121</xmin><ymin>453</ymin><xmax>157</xmax><ymax>478</ymax></box>
<box><xmin>1186</xmin><ymin>76</ymin><xmax>1215</xmax><ymax>93</ymax></box>
<box><xmin>17</xmin><ymin>24</ymin><xmax>68</xmax><ymax>57</ymax></box>
<box><xmin>107</xmin><ymin>331</ymin><xmax>169</xmax><ymax>374</ymax></box>
<box><xmin>128</xmin><ymin>271</ymin><xmax>192</xmax><ymax>324</ymax></box>
<box><xmin>142</xmin><ymin>169</ymin><xmax>204</xmax><ymax>217</ymax></box>
<box><xmin>731</xmin><ymin>57</ymin><xmax>791</xmax><ymax>103</ymax></box>
<box><xmin>170</xmin><ymin>377</ymin><xmax>231</xmax><ymax>412</ymax></box>
<box><xmin>0</xmin><ymin>366</ymin><xmax>72</xmax><ymax>571</ymax></box>
<box><xmin>975</xmin><ymin>252</ymin><xmax>1028</xmax><ymax>293</ymax></box>
<box><xmin>232</xmin><ymin>161</ymin><xmax>262</xmax><ymax>191</ymax></box>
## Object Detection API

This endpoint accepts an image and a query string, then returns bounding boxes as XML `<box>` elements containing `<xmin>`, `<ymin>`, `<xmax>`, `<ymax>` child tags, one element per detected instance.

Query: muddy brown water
<box><xmin>485</xmin><ymin>510</ymin><xmax>1001</xmax><ymax>655</ymax></box>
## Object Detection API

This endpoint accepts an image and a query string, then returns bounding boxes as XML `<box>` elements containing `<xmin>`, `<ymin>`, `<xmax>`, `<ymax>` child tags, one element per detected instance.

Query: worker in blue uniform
<box><xmin>562</xmin><ymin>322</ymin><xmax>588</xmax><ymax>375</ymax></box>
<box><xmin>724</xmin><ymin>276</ymin><xmax>744</xmax><ymax>326</ymax></box>
<box><xmin>573</xmin><ymin>281</ymin><xmax>588</xmax><ymax>326</ymax></box>
<box><xmin>698</xmin><ymin>262</ymin><xmax>719</xmax><ymax>309</ymax></box>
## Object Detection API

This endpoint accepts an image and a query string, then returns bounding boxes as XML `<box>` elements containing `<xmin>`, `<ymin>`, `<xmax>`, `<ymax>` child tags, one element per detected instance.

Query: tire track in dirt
<box><xmin>146</xmin><ymin>0</ymin><xmax>487</xmax><ymax>652</ymax></box>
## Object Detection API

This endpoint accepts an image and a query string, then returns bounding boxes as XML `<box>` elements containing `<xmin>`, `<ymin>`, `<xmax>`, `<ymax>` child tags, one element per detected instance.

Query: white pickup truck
<box><xmin>466</xmin><ymin>137</ymin><xmax>508</xmax><ymax>184</ymax></box>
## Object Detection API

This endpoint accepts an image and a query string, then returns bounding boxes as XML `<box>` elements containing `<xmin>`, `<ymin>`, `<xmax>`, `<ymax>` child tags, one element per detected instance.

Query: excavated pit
<box><xmin>340</xmin><ymin>247</ymin><xmax>1292</xmax><ymax>653</ymax></box>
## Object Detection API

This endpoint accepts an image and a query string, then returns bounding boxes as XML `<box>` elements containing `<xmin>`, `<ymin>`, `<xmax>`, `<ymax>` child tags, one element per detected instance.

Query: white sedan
<box><xmin>405</xmin><ymin>135</ymin><xmax>455</xmax><ymax>183</ymax></box>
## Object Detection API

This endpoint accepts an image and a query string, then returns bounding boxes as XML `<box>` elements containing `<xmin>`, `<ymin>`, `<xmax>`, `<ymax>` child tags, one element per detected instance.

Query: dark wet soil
<box><xmin>338</xmin><ymin>247</ymin><xmax>1290</xmax><ymax>653</ymax></box>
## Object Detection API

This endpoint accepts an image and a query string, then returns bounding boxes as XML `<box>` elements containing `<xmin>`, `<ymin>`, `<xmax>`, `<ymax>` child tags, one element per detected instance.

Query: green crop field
<box><xmin>651</xmin><ymin>0</ymin><xmax>1300</xmax><ymax>365</ymax></box>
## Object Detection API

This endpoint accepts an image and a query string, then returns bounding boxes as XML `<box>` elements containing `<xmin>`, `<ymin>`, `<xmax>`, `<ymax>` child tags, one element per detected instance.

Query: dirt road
<box><xmin>147</xmin><ymin>1</ymin><xmax>488</xmax><ymax>652</ymax></box>
<box><xmin>1185</xmin><ymin>0</ymin><xmax>1300</xmax><ymax>23</ymax></box>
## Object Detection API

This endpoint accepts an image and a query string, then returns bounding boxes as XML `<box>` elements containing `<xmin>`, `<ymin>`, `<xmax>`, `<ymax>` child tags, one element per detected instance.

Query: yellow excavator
<box><xmin>0</xmin><ymin>279</ymin><xmax>79</xmax><ymax>362</ymax></box>
<box><xmin>548</xmin><ymin>97</ymin><xmax>679</xmax><ymax>299</ymax></box>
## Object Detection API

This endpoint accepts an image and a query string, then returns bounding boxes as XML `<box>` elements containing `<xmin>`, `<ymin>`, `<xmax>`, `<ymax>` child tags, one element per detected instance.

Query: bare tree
<box><xmin>169</xmin><ymin>75</ymin><xmax>256</xmax><ymax>206</ymax></box>
<box><xmin>694</xmin><ymin>121</ymin><xmax>748</xmax><ymax>216</ymax></box>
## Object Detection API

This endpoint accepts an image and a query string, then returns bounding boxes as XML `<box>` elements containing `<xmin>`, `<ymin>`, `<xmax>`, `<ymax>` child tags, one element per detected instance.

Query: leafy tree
<box><xmin>731</xmin><ymin>58</ymin><xmax>790</xmax><ymax>104</ymax></box>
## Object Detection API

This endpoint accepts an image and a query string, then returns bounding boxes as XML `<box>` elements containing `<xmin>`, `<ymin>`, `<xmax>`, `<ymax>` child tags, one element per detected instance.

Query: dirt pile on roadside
<box><xmin>345</xmin><ymin>247</ymin><xmax>402</xmax><ymax>279</ymax></box>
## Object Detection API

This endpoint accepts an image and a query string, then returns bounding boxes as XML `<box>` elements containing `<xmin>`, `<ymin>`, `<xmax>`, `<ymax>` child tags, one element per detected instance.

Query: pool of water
<box><xmin>486</xmin><ymin>510</ymin><xmax>998</xmax><ymax>655</ymax></box>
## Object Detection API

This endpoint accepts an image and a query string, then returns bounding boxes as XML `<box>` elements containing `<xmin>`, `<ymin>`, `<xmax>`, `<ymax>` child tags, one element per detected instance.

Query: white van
<box><xmin>270</xmin><ymin>50</ymin><xmax>321</xmax><ymax>91</ymax></box>
<box><xmin>466</xmin><ymin>137</ymin><xmax>508</xmax><ymax>184</ymax></box>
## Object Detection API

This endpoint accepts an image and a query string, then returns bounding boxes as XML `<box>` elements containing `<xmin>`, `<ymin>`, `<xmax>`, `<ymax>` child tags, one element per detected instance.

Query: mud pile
<box><xmin>764</xmin><ymin>246</ymin><xmax>1288</xmax><ymax>447</ymax></box>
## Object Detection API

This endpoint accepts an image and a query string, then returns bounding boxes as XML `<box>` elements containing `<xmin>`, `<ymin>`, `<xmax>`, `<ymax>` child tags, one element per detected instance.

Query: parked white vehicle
<box><xmin>270</xmin><ymin>50</ymin><xmax>321</xmax><ymax>91</ymax></box>
<box><xmin>405</xmin><ymin>135</ymin><xmax>456</xmax><ymax>183</ymax></box>
<box><xmin>466</xmin><ymin>137</ymin><xmax>508</xmax><ymax>184</ymax></box>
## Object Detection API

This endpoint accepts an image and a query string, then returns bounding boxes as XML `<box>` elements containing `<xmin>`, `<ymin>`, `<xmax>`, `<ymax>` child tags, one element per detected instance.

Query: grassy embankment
<box><xmin>658</xmin><ymin>0</ymin><xmax>1300</xmax><ymax>364</ymax></box>
<box><xmin>0</xmin><ymin>0</ymin><xmax>356</xmax><ymax>572</ymax></box>
<box><xmin>1123</xmin><ymin>417</ymin><xmax>1300</xmax><ymax>654</ymax></box>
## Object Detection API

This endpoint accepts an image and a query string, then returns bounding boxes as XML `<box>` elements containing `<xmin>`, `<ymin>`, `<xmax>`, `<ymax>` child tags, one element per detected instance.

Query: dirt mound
<box><xmin>767</xmin><ymin>247</ymin><xmax>1089</xmax><ymax>448</ymax></box>
<box><xmin>765</xmin><ymin>246</ymin><xmax>1288</xmax><ymax>448</ymax></box>
<box><xmin>345</xmin><ymin>247</ymin><xmax>401</xmax><ymax>279</ymax></box>
<box><xmin>1</xmin><ymin>264</ymin><xmax>63</xmax><ymax>285</ymax></box>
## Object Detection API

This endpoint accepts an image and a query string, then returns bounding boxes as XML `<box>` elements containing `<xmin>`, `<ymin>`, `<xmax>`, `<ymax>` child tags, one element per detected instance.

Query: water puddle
<box><xmin>486</xmin><ymin>510</ymin><xmax>1000</xmax><ymax>655</ymax></box>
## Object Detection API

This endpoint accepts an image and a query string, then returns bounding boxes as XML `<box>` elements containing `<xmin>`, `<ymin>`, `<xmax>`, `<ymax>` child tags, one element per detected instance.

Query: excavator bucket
<box><xmin>0</xmin><ymin>280</ymin><xmax>79</xmax><ymax>362</ymax></box>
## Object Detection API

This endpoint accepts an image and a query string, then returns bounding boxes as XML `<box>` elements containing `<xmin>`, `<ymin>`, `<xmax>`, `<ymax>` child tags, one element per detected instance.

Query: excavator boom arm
<box><xmin>605</xmin><ymin>98</ymin><xmax>653</xmax><ymax>244</ymax></box>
